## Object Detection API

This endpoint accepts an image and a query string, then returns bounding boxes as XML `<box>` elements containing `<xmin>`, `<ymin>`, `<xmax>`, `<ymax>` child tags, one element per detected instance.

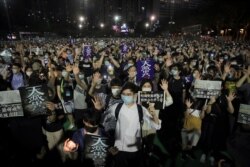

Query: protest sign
<box><xmin>193</xmin><ymin>80</ymin><xmax>222</xmax><ymax>98</ymax></box>
<box><xmin>0</xmin><ymin>90</ymin><xmax>24</xmax><ymax>118</ymax></box>
<box><xmin>136</xmin><ymin>58</ymin><xmax>155</xmax><ymax>81</ymax></box>
<box><xmin>84</xmin><ymin>134</ymin><xmax>109</xmax><ymax>167</ymax></box>
<box><xmin>0</xmin><ymin>49</ymin><xmax>12</xmax><ymax>63</ymax></box>
<box><xmin>237</xmin><ymin>104</ymin><xmax>250</xmax><ymax>125</ymax></box>
<box><xmin>19</xmin><ymin>85</ymin><xmax>49</xmax><ymax>117</ymax></box>
<box><xmin>120</xmin><ymin>43</ymin><xmax>128</xmax><ymax>53</ymax></box>
<box><xmin>138</xmin><ymin>91</ymin><xmax>165</xmax><ymax>110</ymax></box>
<box><xmin>81</xmin><ymin>45</ymin><xmax>92</xmax><ymax>61</ymax></box>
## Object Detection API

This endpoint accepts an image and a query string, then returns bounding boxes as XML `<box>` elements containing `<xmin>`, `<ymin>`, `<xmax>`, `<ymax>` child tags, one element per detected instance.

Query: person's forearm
<box><xmin>236</xmin><ymin>74</ymin><xmax>248</xmax><ymax>87</ymax></box>
<box><xmin>221</xmin><ymin>72</ymin><xmax>228</xmax><ymax>81</ymax></box>
<box><xmin>110</xmin><ymin>57</ymin><xmax>120</xmax><ymax>68</ymax></box>
<box><xmin>247</xmin><ymin>76</ymin><xmax>250</xmax><ymax>83</ymax></box>
<box><xmin>57</xmin><ymin>86</ymin><xmax>62</xmax><ymax>100</ymax></box>
<box><xmin>227</xmin><ymin>101</ymin><xmax>234</xmax><ymax>114</ymax></box>
<box><xmin>152</xmin><ymin>114</ymin><xmax>160</xmax><ymax>125</ymax></box>
<box><xmin>88</xmin><ymin>83</ymin><xmax>96</xmax><ymax>97</ymax></box>
<box><xmin>206</xmin><ymin>103</ymin><xmax>213</xmax><ymax>114</ymax></box>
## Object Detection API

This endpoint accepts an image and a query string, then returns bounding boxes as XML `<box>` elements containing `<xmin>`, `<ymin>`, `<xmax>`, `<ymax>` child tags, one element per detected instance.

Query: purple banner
<box><xmin>121</xmin><ymin>43</ymin><xmax>128</xmax><ymax>53</ymax></box>
<box><xmin>136</xmin><ymin>58</ymin><xmax>155</xmax><ymax>81</ymax></box>
<box><xmin>82</xmin><ymin>45</ymin><xmax>92</xmax><ymax>60</ymax></box>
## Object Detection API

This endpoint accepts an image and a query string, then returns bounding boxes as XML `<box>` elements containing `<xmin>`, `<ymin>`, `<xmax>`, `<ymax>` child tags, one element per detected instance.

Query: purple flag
<box><xmin>136</xmin><ymin>58</ymin><xmax>155</xmax><ymax>81</ymax></box>
<box><xmin>82</xmin><ymin>45</ymin><xmax>92</xmax><ymax>60</ymax></box>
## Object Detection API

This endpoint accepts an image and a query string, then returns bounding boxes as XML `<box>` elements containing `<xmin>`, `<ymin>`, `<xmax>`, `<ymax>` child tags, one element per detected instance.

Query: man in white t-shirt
<box><xmin>103</xmin><ymin>82</ymin><xmax>161</xmax><ymax>167</ymax></box>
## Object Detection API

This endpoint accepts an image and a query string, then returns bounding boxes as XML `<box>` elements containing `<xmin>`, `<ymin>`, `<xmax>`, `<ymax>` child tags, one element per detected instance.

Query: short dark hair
<box><xmin>121</xmin><ymin>82</ymin><xmax>139</xmax><ymax>94</ymax></box>
<box><xmin>140</xmin><ymin>78</ymin><xmax>153</xmax><ymax>90</ymax></box>
<box><xmin>12</xmin><ymin>63</ymin><xmax>22</xmax><ymax>68</ymax></box>
<box><xmin>110</xmin><ymin>78</ymin><xmax>122</xmax><ymax>87</ymax></box>
<box><xmin>82</xmin><ymin>110</ymin><xmax>101</xmax><ymax>126</ymax></box>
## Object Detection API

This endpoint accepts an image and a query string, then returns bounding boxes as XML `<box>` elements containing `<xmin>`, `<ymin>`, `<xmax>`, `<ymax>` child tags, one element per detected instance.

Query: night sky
<box><xmin>0</xmin><ymin>0</ymin><xmax>249</xmax><ymax>34</ymax></box>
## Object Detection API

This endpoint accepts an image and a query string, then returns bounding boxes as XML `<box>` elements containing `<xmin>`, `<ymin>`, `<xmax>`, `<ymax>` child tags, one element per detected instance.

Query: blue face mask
<box><xmin>121</xmin><ymin>95</ymin><xmax>134</xmax><ymax>105</ymax></box>
<box><xmin>104</xmin><ymin>60</ymin><xmax>110</xmax><ymax>66</ymax></box>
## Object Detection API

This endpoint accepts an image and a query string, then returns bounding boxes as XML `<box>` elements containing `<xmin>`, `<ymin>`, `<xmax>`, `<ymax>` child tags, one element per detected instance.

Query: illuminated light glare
<box><xmin>150</xmin><ymin>15</ymin><xmax>156</xmax><ymax>21</ymax></box>
<box><xmin>114</xmin><ymin>15</ymin><xmax>119</xmax><ymax>21</ymax></box>
<box><xmin>79</xmin><ymin>16</ymin><xmax>84</xmax><ymax>22</ymax></box>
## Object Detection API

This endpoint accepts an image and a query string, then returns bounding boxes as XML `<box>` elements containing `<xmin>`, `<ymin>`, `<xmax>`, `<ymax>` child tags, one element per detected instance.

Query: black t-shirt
<box><xmin>79</xmin><ymin>61</ymin><xmax>93</xmax><ymax>78</ymax></box>
<box><xmin>168</xmin><ymin>77</ymin><xmax>186</xmax><ymax>104</ymax></box>
<box><xmin>56</xmin><ymin>78</ymin><xmax>74</xmax><ymax>101</ymax></box>
<box><xmin>42</xmin><ymin>100</ymin><xmax>65</xmax><ymax>132</ymax></box>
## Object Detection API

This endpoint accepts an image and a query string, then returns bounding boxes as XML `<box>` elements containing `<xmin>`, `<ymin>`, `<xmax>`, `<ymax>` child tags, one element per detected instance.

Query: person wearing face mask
<box><xmin>66</xmin><ymin>49</ymin><xmax>74</xmax><ymax>64</ymax></box>
<box><xmin>37</xmin><ymin>87</ymin><xmax>66</xmax><ymax>161</ymax></box>
<box><xmin>62</xmin><ymin>110</ymin><xmax>106</xmax><ymax>165</ymax></box>
<box><xmin>125</xmin><ymin>65</ymin><xmax>139</xmax><ymax>86</ymax></box>
<box><xmin>95</xmin><ymin>78</ymin><xmax>123</xmax><ymax>139</ymax></box>
<box><xmin>88</xmin><ymin>69</ymin><xmax>108</xmax><ymax>99</ymax></box>
<box><xmin>102</xmin><ymin>82</ymin><xmax>161</xmax><ymax>167</ymax></box>
<box><xmin>139</xmin><ymin>79</ymin><xmax>173</xmax><ymax>137</ymax></box>
<box><xmin>56</xmin><ymin>66</ymin><xmax>75</xmax><ymax>129</ymax></box>
<box><xmin>72</xmin><ymin>65</ymin><xmax>88</xmax><ymax>128</ymax></box>
<box><xmin>9</xmin><ymin>63</ymin><xmax>25</xmax><ymax>90</ymax></box>
<box><xmin>24</xmin><ymin>66</ymin><xmax>33</xmax><ymax>86</ymax></box>
<box><xmin>157</xmin><ymin>64</ymin><xmax>186</xmax><ymax>164</ymax></box>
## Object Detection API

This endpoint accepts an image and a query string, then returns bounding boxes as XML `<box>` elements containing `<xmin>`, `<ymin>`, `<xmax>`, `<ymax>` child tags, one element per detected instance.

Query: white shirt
<box><xmin>187</xmin><ymin>109</ymin><xmax>201</xmax><ymax>118</ymax></box>
<box><xmin>105</xmin><ymin>103</ymin><xmax>161</xmax><ymax>152</ymax></box>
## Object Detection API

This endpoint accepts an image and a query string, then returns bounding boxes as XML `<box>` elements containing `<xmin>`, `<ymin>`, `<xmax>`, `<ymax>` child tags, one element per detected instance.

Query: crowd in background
<box><xmin>0</xmin><ymin>37</ymin><xmax>250</xmax><ymax>167</ymax></box>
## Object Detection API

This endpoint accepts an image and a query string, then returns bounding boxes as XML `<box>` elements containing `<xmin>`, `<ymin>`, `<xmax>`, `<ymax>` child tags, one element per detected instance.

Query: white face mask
<box><xmin>171</xmin><ymin>70</ymin><xmax>178</xmax><ymax>76</ymax></box>
<box><xmin>142</xmin><ymin>87</ymin><xmax>152</xmax><ymax>92</ymax></box>
<box><xmin>26</xmin><ymin>71</ymin><xmax>32</xmax><ymax>77</ymax></box>
<box><xmin>62</xmin><ymin>71</ymin><xmax>68</xmax><ymax>78</ymax></box>
<box><xmin>79</xmin><ymin>74</ymin><xmax>84</xmax><ymax>80</ymax></box>
<box><xmin>111</xmin><ymin>88</ymin><xmax>121</xmax><ymax>96</ymax></box>
<box><xmin>96</xmin><ymin>79</ymin><xmax>102</xmax><ymax>85</ymax></box>
<box><xmin>12</xmin><ymin>69</ymin><xmax>18</xmax><ymax>74</ymax></box>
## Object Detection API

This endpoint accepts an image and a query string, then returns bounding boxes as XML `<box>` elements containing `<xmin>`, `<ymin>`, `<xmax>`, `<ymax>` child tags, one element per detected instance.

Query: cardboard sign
<box><xmin>136</xmin><ymin>58</ymin><xmax>155</xmax><ymax>81</ymax></box>
<box><xmin>138</xmin><ymin>91</ymin><xmax>165</xmax><ymax>110</ymax></box>
<box><xmin>19</xmin><ymin>85</ymin><xmax>49</xmax><ymax>117</ymax></box>
<box><xmin>84</xmin><ymin>134</ymin><xmax>109</xmax><ymax>167</ymax></box>
<box><xmin>237</xmin><ymin>104</ymin><xmax>250</xmax><ymax>125</ymax></box>
<box><xmin>0</xmin><ymin>49</ymin><xmax>12</xmax><ymax>63</ymax></box>
<box><xmin>0</xmin><ymin>90</ymin><xmax>24</xmax><ymax>118</ymax></box>
<box><xmin>193</xmin><ymin>80</ymin><xmax>222</xmax><ymax>98</ymax></box>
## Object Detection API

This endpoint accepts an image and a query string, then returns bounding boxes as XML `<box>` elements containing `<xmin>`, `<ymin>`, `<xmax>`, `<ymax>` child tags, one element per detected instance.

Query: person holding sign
<box><xmin>103</xmin><ymin>82</ymin><xmax>161</xmax><ymax>167</ymax></box>
<box><xmin>62</xmin><ymin>110</ymin><xmax>107</xmax><ymax>166</ymax></box>
<box><xmin>139</xmin><ymin>78</ymin><xmax>173</xmax><ymax>137</ymax></box>
<box><xmin>199</xmin><ymin>91</ymin><xmax>236</xmax><ymax>165</ymax></box>
<box><xmin>181</xmin><ymin>98</ymin><xmax>206</xmax><ymax>160</ymax></box>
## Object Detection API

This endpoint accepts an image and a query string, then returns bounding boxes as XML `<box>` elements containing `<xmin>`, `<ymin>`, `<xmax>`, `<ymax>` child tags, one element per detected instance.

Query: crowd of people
<box><xmin>0</xmin><ymin>37</ymin><xmax>250</xmax><ymax>167</ymax></box>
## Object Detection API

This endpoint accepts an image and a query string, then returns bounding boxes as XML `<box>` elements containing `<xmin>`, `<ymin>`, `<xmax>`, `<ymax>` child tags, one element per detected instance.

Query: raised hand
<box><xmin>46</xmin><ymin>101</ymin><xmax>55</xmax><ymax>111</ymax></box>
<box><xmin>72</xmin><ymin>64</ymin><xmax>80</xmax><ymax>75</ymax></box>
<box><xmin>224</xmin><ymin>62</ymin><xmax>231</xmax><ymax>74</ymax></box>
<box><xmin>185</xmin><ymin>99</ymin><xmax>193</xmax><ymax>109</ymax></box>
<box><xmin>63</xmin><ymin>139</ymin><xmax>79</xmax><ymax>152</ymax></box>
<box><xmin>226</xmin><ymin>92</ymin><xmax>236</xmax><ymax>102</ymax></box>
<box><xmin>66</xmin><ymin>64</ymin><xmax>73</xmax><ymax>72</ymax></box>
<box><xmin>91</xmin><ymin>96</ymin><xmax>103</xmax><ymax>111</ymax></box>
<box><xmin>160</xmin><ymin>79</ymin><xmax>168</xmax><ymax>91</ymax></box>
